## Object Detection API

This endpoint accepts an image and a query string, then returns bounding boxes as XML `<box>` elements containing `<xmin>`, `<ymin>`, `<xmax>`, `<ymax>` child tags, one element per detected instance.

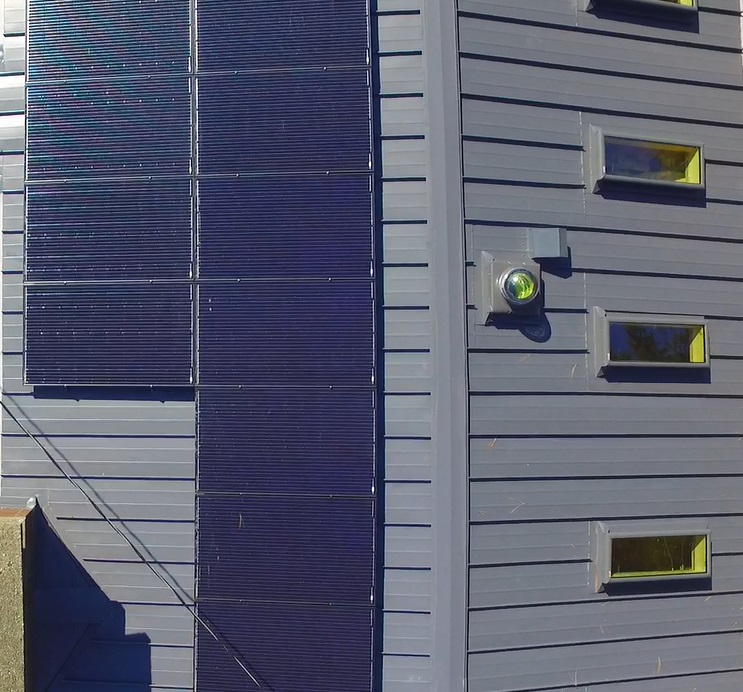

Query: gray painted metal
<box><xmin>2</xmin><ymin>0</ymin><xmax>25</xmax><ymax>35</ymax></box>
<box><xmin>469</xmin><ymin>553</ymin><xmax>743</xmax><ymax>608</ymax></box>
<box><xmin>462</xmin><ymin>0</ymin><xmax>741</xmax><ymax>47</ymax></box>
<box><xmin>459</xmin><ymin>16</ymin><xmax>743</xmax><ymax>85</ymax></box>
<box><xmin>470</xmin><ymin>436</ymin><xmax>743</xmax><ymax>479</ymax></box>
<box><xmin>469</xmin><ymin>632</ymin><xmax>743</xmax><ymax>692</ymax></box>
<box><xmin>461</xmin><ymin>59</ymin><xmax>743</xmax><ymax>123</ymax></box>
<box><xmin>378</xmin><ymin>0</ymin><xmax>468</xmax><ymax>688</ymax></box>
<box><xmin>377</xmin><ymin>2</ymin><xmax>439</xmax><ymax>690</ymax></box>
<box><xmin>470</xmin><ymin>592</ymin><xmax>743</xmax><ymax>651</ymax></box>
<box><xmin>423</xmin><ymin>4</ymin><xmax>468</xmax><ymax>692</ymax></box>
<box><xmin>460</xmin><ymin>0</ymin><xmax>743</xmax><ymax>690</ymax></box>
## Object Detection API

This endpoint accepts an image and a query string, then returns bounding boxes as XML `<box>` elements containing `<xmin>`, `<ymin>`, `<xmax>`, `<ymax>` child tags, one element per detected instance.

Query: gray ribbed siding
<box><xmin>377</xmin><ymin>1</ymin><xmax>435</xmax><ymax>689</ymax></box>
<box><xmin>0</xmin><ymin>1</ymin><xmax>196</xmax><ymax>689</ymax></box>
<box><xmin>378</xmin><ymin>1</ymin><xmax>469</xmax><ymax>689</ymax></box>
<box><xmin>460</xmin><ymin>0</ymin><xmax>743</xmax><ymax>690</ymax></box>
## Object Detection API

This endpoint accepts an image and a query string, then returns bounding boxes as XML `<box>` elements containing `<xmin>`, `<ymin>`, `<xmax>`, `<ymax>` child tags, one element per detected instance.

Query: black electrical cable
<box><xmin>0</xmin><ymin>396</ymin><xmax>264</xmax><ymax>690</ymax></box>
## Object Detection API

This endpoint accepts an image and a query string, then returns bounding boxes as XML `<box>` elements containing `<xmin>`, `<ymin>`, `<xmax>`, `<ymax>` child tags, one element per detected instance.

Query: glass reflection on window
<box><xmin>604</xmin><ymin>138</ymin><xmax>700</xmax><ymax>185</ymax></box>
<box><xmin>608</xmin><ymin>323</ymin><xmax>705</xmax><ymax>364</ymax></box>
<box><xmin>611</xmin><ymin>535</ymin><xmax>707</xmax><ymax>579</ymax></box>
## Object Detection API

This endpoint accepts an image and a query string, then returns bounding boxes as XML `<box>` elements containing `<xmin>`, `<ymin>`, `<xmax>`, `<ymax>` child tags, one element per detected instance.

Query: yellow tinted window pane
<box><xmin>684</xmin><ymin>148</ymin><xmax>701</xmax><ymax>184</ymax></box>
<box><xmin>664</xmin><ymin>0</ymin><xmax>694</xmax><ymax>5</ymax></box>
<box><xmin>611</xmin><ymin>535</ymin><xmax>707</xmax><ymax>579</ymax></box>
<box><xmin>604</xmin><ymin>138</ymin><xmax>702</xmax><ymax>185</ymax></box>
<box><xmin>689</xmin><ymin>326</ymin><xmax>706</xmax><ymax>363</ymax></box>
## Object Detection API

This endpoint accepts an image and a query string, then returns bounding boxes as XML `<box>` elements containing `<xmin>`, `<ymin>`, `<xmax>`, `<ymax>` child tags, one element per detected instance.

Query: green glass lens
<box><xmin>502</xmin><ymin>269</ymin><xmax>539</xmax><ymax>305</ymax></box>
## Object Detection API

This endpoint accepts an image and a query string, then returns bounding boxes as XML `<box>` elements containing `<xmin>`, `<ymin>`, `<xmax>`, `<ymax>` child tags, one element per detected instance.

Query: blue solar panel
<box><xmin>25</xmin><ymin>284</ymin><xmax>193</xmax><ymax>385</ymax></box>
<box><xmin>198</xmin><ymin>176</ymin><xmax>372</xmax><ymax>280</ymax></box>
<box><xmin>198</xmin><ymin>495</ymin><xmax>374</xmax><ymax>603</ymax></box>
<box><xmin>198</xmin><ymin>389</ymin><xmax>374</xmax><ymax>495</ymax></box>
<box><xmin>192</xmin><ymin>1</ymin><xmax>375</xmax><ymax>688</ymax></box>
<box><xmin>27</xmin><ymin>78</ymin><xmax>191</xmax><ymax>180</ymax></box>
<box><xmin>26</xmin><ymin>180</ymin><xmax>192</xmax><ymax>281</ymax></box>
<box><xmin>196</xmin><ymin>602</ymin><xmax>373</xmax><ymax>692</ymax></box>
<box><xmin>198</xmin><ymin>0</ymin><xmax>368</xmax><ymax>72</ymax></box>
<box><xmin>28</xmin><ymin>0</ymin><xmax>190</xmax><ymax>81</ymax></box>
<box><xmin>198</xmin><ymin>70</ymin><xmax>371</xmax><ymax>175</ymax></box>
<box><xmin>198</xmin><ymin>281</ymin><xmax>374</xmax><ymax>387</ymax></box>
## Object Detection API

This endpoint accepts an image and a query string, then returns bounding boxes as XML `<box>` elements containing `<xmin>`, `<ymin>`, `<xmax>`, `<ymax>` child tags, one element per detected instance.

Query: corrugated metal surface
<box><xmin>461</xmin><ymin>59</ymin><xmax>742</xmax><ymax>123</ymax></box>
<box><xmin>470</xmin><ymin>436</ymin><xmax>743</xmax><ymax>479</ymax></box>
<box><xmin>470</xmin><ymin>516</ymin><xmax>743</xmax><ymax>567</ymax></box>
<box><xmin>4</xmin><ymin>0</ymin><xmax>25</xmax><ymax>35</ymax></box>
<box><xmin>459</xmin><ymin>15</ymin><xmax>743</xmax><ymax>86</ymax></box>
<box><xmin>468</xmin><ymin>556</ymin><xmax>743</xmax><ymax>610</ymax></box>
<box><xmin>469</xmin><ymin>633</ymin><xmax>743</xmax><ymax>692</ymax></box>
<box><xmin>2</xmin><ymin>35</ymin><xmax>25</xmax><ymax>73</ymax></box>
<box><xmin>470</xmin><ymin>593</ymin><xmax>743</xmax><ymax>651</ymax></box>
<box><xmin>584</xmin><ymin>670</ymin><xmax>743</xmax><ymax>692</ymax></box>
<box><xmin>194</xmin><ymin>0</ymin><xmax>376</xmax><ymax>689</ymax></box>
<box><xmin>461</xmin><ymin>0</ymin><xmax>740</xmax><ymax>47</ymax></box>
<box><xmin>461</xmin><ymin>0</ymin><xmax>743</xmax><ymax>690</ymax></box>
<box><xmin>25</xmin><ymin>284</ymin><xmax>193</xmax><ymax>385</ymax></box>
<box><xmin>26</xmin><ymin>180</ymin><xmax>192</xmax><ymax>281</ymax></box>
<box><xmin>0</xmin><ymin>390</ymin><xmax>197</xmax><ymax>687</ymax></box>
<box><xmin>470</xmin><ymin>393</ymin><xmax>743</xmax><ymax>437</ymax></box>
<box><xmin>470</xmin><ymin>476</ymin><xmax>743</xmax><ymax>521</ymax></box>
<box><xmin>377</xmin><ymin>1</ymin><xmax>451</xmax><ymax>689</ymax></box>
